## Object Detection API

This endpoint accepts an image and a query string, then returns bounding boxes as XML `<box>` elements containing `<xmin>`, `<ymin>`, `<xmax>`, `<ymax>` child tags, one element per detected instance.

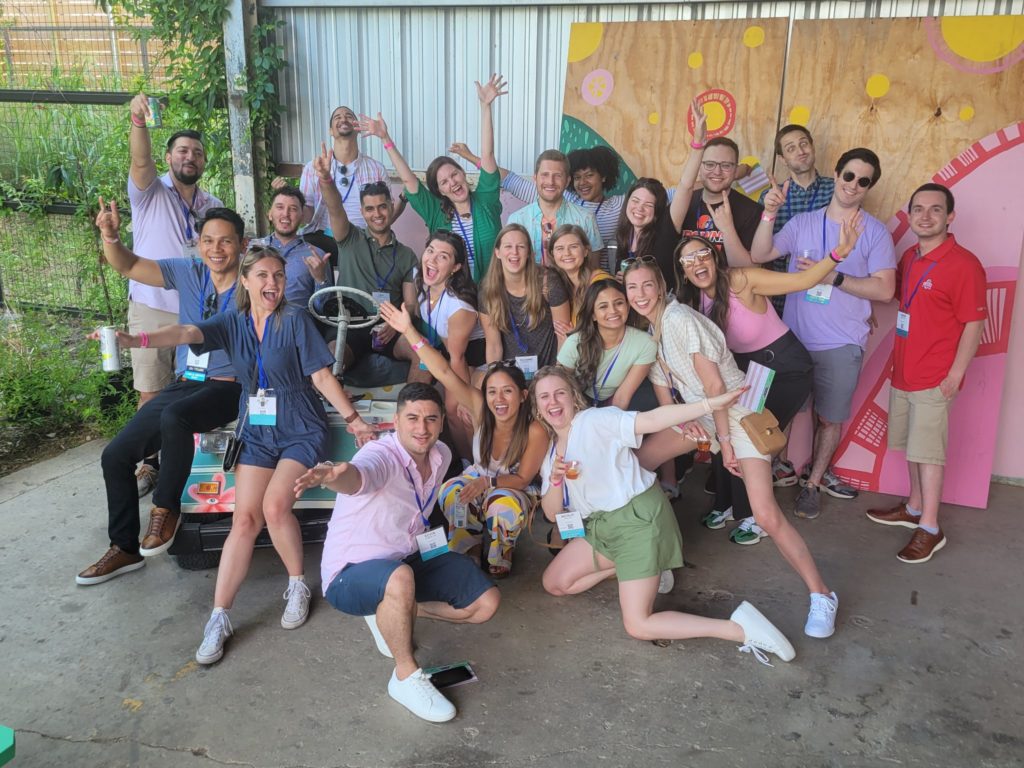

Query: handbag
<box><xmin>223</xmin><ymin>361</ymin><xmax>260</xmax><ymax>472</ymax></box>
<box><xmin>740</xmin><ymin>408</ymin><xmax>787</xmax><ymax>456</ymax></box>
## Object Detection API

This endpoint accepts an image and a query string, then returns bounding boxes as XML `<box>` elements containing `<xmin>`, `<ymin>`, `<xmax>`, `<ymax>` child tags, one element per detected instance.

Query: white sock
<box><xmin>289</xmin><ymin>575</ymin><xmax>305</xmax><ymax>584</ymax></box>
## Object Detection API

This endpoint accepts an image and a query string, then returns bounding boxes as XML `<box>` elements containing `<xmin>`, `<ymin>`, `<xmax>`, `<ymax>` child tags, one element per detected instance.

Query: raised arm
<box><xmin>475</xmin><ymin>74</ymin><xmax>507</xmax><ymax>175</ymax></box>
<box><xmin>128</xmin><ymin>93</ymin><xmax>157</xmax><ymax>190</ymax></box>
<box><xmin>633</xmin><ymin>386</ymin><xmax>743</xmax><ymax>435</ymax></box>
<box><xmin>449</xmin><ymin>142</ymin><xmax>513</xmax><ymax>183</ymax></box>
<box><xmin>104</xmin><ymin>323</ymin><xmax>202</xmax><ymax>350</ymax></box>
<box><xmin>95</xmin><ymin>197</ymin><xmax>165</xmax><ymax>286</ymax></box>
<box><xmin>379</xmin><ymin>301</ymin><xmax>483</xmax><ymax>416</ymax></box>
<box><xmin>310</xmin><ymin>141</ymin><xmax>352</xmax><ymax>243</ymax></box>
<box><xmin>669</xmin><ymin>98</ymin><xmax>707</xmax><ymax>233</ymax></box>
<box><xmin>750</xmin><ymin>176</ymin><xmax>790</xmax><ymax>264</ymax></box>
<box><xmin>359</xmin><ymin>113</ymin><xmax>420</xmax><ymax>195</ymax></box>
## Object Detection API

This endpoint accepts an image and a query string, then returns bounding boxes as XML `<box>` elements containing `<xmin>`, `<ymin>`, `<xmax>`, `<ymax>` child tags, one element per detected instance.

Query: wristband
<box><xmin>690</xmin><ymin>141</ymin><xmax>705</xmax><ymax>150</ymax></box>
<box><xmin>382</xmin><ymin>141</ymin><xmax>395</xmax><ymax>150</ymax></box>
<box><xmin>829</xmin><ymin>249</ymin><xmax>843</xmax><ymax>263</ymax></box>
<box><xmin>102</xmin><ymin>236</ymin><xmax>121</xmax><ymax>244</ymax></box>
<box><xmin>474</xmin><ymin>162</ymin><xmax>482</xmax><ymax>169</ymax></box>
<box><xmin>716</xmin><ymin>433</ymin><xmax>732</xmax><ymax>443</ymax></box>
<box><xmin>130</xmin><ymin>114</ymin><xmax>146</xmax><ymax>128</ymax></box>
<box><xmin>761</xmin><ymin>212</ymin><xmax>777</xmax><ymax>223</ymax></box>
<box><xmin>344</xmin><ymin>411</ymin><xmax>360</xmax><ymax>424</ymax></box>
<box><xmin>138</xmin><ymin>331</ymin><xmax>149</xmax><ymax>349</ymax></box>
<box><xmin>411</xmin><ymin>338</ymin><xmax>426</xmax><ymax>352</ymax></box>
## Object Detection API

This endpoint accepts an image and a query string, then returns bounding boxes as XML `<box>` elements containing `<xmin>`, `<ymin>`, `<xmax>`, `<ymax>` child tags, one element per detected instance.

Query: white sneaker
<box><xmin>281</xmin><ymin>579</ymin><xmax>312</xmax><ymax>629</ymax></box>
<box><xmin>364</xmin><ymin>614</ymin><xmax>393</xmax><ymax>658</ymax></box>
<box><xmin>805</xmin><ymin>591</ymin><xmax>838</xmax><ymax>638</ymax></box>
<box><xmin>195</xmin><ymin>609</ymin><xmax>233</xmax><ymax>665</ymax></box>
<box><xmin>659</xmin><ymin>480</ymin><xmax>681</xmax><ymax>500</ymax></box>
<box><xmin>730</xmin><ymin>601</ymin><xmax>795</xmax><ymax>665</ymax></box>
<box><xmin>657</xmin><ymin>569</ymin><xmax>675</xmax><ymax>594</ymax></box>
<box><xmin>388</xmin><ymin>668</ymin><xmax>456</xmax><ymax>722</ymax></box>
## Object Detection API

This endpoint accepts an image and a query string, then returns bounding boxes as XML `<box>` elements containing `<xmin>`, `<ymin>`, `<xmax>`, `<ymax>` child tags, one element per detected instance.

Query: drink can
<box><xmin>99</xmin><ymin>326</ymin><xmax>121</xmax><ymax>372</ymax></box>
<box><xmin>371</xmin><ymin>325</ymin><xmax>385</xmax><ymax>351</ymax></box>
<box><xmin>146</xmin><ymin>97</ymin><xmax>162</xmax><ymax>128</ymax></box>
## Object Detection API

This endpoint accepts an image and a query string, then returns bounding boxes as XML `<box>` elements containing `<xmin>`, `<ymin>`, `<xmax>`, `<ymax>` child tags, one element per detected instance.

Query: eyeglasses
<box><xmin>701</xmin><ymin>161</ymin><xmax>737</xmax><ymax>173</ymax></box>
<box><xmin>841</xmin><ymin>171</ymin><xmax>872</xmax><ymax>188</ymax></box>
<box><xmin>680</xmin><ymin>248</ymin><xmax>714</xmax><ymax>266</ymax></box>
<box><xmin>620</xmin><ymin>254</ymin><xmax>658</xmax><ymax>270</ymax></box>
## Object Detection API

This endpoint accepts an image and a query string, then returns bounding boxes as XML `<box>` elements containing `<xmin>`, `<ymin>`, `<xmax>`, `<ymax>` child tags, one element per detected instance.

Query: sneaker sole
<box><xmin>139</xmin><ymin>514</ymin><xmax>183</xmax><ymax>558</ymax></box>
<box><xmin>75</xmin><ymin>558</ymin><xmax>146</xmax><ymax>586</ymax></box>
<box><xmin>897</xmin><ymin>536</ymin><xmax>947</xmax><ymax>564</ymax></box>
<box><xmin>772</xmin><ymin>476</ymin><xmax>798</xmax><ymax>488</ymax></box>
<box><xmin>821</xmin><ymin>486</ymin><xmax>858</xmax><ymax>500</ymax></box>
<box><xmin>804</xmin><ymin>623</ymin><xmax>836</xmax><ymax>639</ymax></box>
<box><xmin>388</xmin><ymin>690</ymin><xmax>457</xmax><ymax>723</ymax></box>
<box><xmin>281</xmin><ymin>611</ymin><xmax>310</xmax><ymax>630</ymax></box>
<box><xmin>730</xmin><ymin>533</ymin><xmax>765</xmax><ymax>546</ymax></box>
<box><xmin>866</xmin><ymin>513</ymin><xmax>918</xmax><ymax>529</ymax></box>
<box><xmin>195</xmin><ymin>646</ymin><xmax>225</xmax><ymax>665</ymax></box>
<box><xmin>702</xmin><ymin>518</ymin><xmax>732</xmax><ymax>530</ymax></box>
<box><xmin>793</xmin><ymin>506</ymin><xmax>820</xmax><ymax>520</ymax></box>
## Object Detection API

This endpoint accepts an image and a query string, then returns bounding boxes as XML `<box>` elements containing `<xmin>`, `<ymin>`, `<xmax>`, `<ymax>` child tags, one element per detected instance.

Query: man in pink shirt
<box><xmin>297</xmin><ymin>383</ymin><xmax>500</xmax><ymax>723</ymax></box>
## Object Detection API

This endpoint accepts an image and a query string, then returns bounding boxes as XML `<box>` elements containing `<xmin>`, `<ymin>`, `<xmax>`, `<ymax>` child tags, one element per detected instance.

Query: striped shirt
<box><xmin>449</xmin><ymin>211</ymin><xmax>478</xmax><ymax>277</ymax></box>
<box><xmin>299</xmin><ymin>152</ymin><xmax>389</xmax><ymax>234</ymax></box>
<box><xmin>502</xmin><ymin>171</ymin><xmax>622</xmax><ymax>248</ymax></box>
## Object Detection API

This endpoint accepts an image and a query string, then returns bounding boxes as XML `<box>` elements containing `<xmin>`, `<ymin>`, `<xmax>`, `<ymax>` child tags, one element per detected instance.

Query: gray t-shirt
<box><xmin>483</xmin><ymin>269</ymin><xmax>569</xmax><ymax>366</ymax></box>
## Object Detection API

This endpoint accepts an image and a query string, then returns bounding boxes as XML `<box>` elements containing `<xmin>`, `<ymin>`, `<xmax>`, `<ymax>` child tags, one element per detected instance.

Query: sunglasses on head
<box><xmin>841</xmin><ymin>171</ymin><xmax>872</xmax><ymax>188</ymax></box>
<box><xmin>621</xmin><ymin>254</ymin><xmax>659</xmax><ymax>270</ymax></box>
<box><xmin>486</xmin><ymin>359</ymin><xmax>520</xmax><ymax>372</ymax></box>
<box><xmin>680</xmin><ymin>247</ymin><xmax>715</xmax><ymax>266</ymax></box>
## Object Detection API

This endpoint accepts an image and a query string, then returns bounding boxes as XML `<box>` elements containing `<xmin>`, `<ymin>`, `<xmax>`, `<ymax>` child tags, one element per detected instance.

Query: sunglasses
<box><xmin>680</xmin><ymin>247</ymin><xmax>714</xmax><ymax>266</ymax></box>
<box><xmin>841</xmin><ymin>171</ymin><xmax>872</xmax><ymax>188</ymax></box>
<box><xmin>620</xmin><ymin>254</ymin><xmax>659</xmax><ymax>270</ymax></box>
<box><xmin>338</xmin><ymin>164</ymin><xmax>351</xmax><ymax>187</ymax></box>
<box><xmin>360</xmin><ymin>181</ymin><xmax>391</xmax><ymax>198</ymax></box>
<box><xmin>486</xmin><ymin>359</ymin><xmax>521</xmax><ymax>372</ymax></box>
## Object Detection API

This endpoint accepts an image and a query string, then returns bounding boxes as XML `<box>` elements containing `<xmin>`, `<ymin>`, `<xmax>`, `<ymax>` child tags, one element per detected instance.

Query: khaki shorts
<box><xmin>888</xmin><ymin>386</ymin><xmax>950</xmax><ymax>465</ymax></box>
<box><xmin>696</xmin><ymin>408</ymin><xmax>771</xmax><ymax>463</ymax></box>
<box><xmin>128</xmin><ymin>300</ymin><xmax>177</xmax><ymax>393</ymax></box>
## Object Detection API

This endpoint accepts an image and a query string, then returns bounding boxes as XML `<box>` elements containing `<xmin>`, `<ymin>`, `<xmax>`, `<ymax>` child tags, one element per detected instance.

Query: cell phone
<box><xmin>422</xmin><ymin>661</ymin><xmax>477</xmax><ymax>690</ymax></box>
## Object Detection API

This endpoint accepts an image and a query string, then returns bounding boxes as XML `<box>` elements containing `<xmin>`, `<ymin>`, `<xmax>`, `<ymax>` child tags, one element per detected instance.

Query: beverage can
<box><xmin>99</xmin><ymin>326</ymin><xmax>121</xmax><ymax>372</ymax></box>
<box><xmin>146</xmin><ymin>97</ymin><xmax>162</xmax><ymax>128</ymax></box>
<box><xmin>371</xmin><ymin>325</ymin><xmax>385</xmax><ymax>352</ymax></box>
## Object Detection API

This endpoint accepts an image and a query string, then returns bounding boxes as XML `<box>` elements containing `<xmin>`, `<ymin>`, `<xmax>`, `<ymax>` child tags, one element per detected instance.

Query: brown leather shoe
<box><xmin>897</xmin><ymin>527</ymin><xmax>947</xmax><ymax>563</ymax></box>
<box><xmin>866</xmin><ymin>502</ymin><xmax>920</xmax><ymax>528</ymax></box>
<box><xmin>76</xmin><ymin>545</ymin><xmax>145</xmax><ymax>586</ymax></box>
<box><xmin>139</xmin><ymin>507</ymin><xmax>181</xmax><ymax>557</ymax></box>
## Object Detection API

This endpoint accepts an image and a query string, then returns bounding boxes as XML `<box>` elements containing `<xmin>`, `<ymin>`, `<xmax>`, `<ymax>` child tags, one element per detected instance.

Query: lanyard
<box><xmin>198</xmin><ymin>267</ymin><xmax>236</xmax><ymax>319</ymax></box>
<box><xmin>371</xmin><ymin>242</ymin><xmax>398</xmax><ymax>291</ymax></box>
<box><xmin>594</xmin><ymin>199</ymin><xmax>604</xmax><ymax>219</ymax></box>
<box><xmin>170</xmin><ymin>182</ymin><xmax>198</xmax><ymax>241</ymax></box>
<box><xmin>901</xmin><ymin>249</ymin><xmax>940</xmax><ymax>311</ymax></box>
<box><xmin>593</xmin><ymin>340</ymin><xmax>623</xmax><ymax>405</ymax></box>
<box><xmin>549</xmin><ymin>443</ymin><xmax>570</xmax><ymax>509</ymax></box>
<box><xmin>454</xmin><ymin>203</ymin><xmax>476</xmax><ymax>277</ymax></box>
<box><xmin>404</xmin><ymin>467</ymin><xmax>437</xmax><ymax>528</ymax></box>
<box><xmin>508</xmin><ymin>302</ymin><xmax>528</xmax><ymax>353</ymax></box>
<box><xmin>424</xmin><ymin>288</ymin><xmax>446</xmax><ymax>346</ymax></box>
<box><xmin>249</xmin><ymin>314</ymin><xmax>272</xmax><ymax>390</ymax></box>
<box><xmin>655</xmin><ymin>334</ymin><xmax>684</xmax><ymax>404</ymax></box>
<box><xmin>820</xmin><ymin>210</ymin><xmax>829</xmax><ymax>257</ymax></box>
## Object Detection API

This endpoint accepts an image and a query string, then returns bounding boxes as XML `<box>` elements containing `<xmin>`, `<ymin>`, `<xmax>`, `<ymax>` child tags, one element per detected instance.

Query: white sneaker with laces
<box><xmin>388</xmin><ymin>668</ymin><xmax>456</xmax><ymax>722</ymax></box>
<box><xmin>657</xmin><ymin>569</ymin><xmax>675</xmax><ymax>594</ymax></box>
<box><xmin>281</xmin><ymin>579</ymin><xmax>312</xmax><ymax>629</ymax></box>
<box><xmin>195</xmin><ymin>609</ymin><xmax>233</xmax><ymax>665</ymax></box>
<box><xmin>730</xmin><ymin>601</ymin><xmax>795</xmax><ymax>666</ymax></box>
<box><xmin>364</xmin><ymin>614</ymin><xmax>394</xmax><ymax>658</ymax></box>
<box><xmin>659</xmin><ymin>480</ymin><xmax>681</xmax><ymax>500</ymax></box>
<box><xmin>805</xmin><ymin>591</ymin><xmax>839</xmax><ymax>638</ymax></box>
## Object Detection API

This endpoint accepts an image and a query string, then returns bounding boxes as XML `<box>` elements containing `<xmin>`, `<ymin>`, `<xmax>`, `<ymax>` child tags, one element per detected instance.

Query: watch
<box><xmin>833</xmin><ymin>272</ymin><xmax>845</xmax><ymax>288</ymax></box>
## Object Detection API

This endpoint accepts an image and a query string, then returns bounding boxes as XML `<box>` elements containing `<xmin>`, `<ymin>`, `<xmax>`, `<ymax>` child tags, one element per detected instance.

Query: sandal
<box><xmin>488</xmin><ymin>563</ymin><xmax>511</xmax><ymax>579</ymax></box>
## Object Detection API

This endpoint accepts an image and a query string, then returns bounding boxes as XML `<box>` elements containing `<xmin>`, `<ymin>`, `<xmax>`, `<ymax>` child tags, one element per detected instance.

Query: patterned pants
<box><xmin>438</xmin><ymin>472</ymin><xmax>534</xmax><ymax>570</ymax></box>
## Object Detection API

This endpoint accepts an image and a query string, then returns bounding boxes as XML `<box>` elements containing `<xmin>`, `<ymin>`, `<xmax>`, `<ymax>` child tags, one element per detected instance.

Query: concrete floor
<box><xmin>1</xmin><ymin>440</ymin><xmax>1022</xmax><ymax>768</ymax></box>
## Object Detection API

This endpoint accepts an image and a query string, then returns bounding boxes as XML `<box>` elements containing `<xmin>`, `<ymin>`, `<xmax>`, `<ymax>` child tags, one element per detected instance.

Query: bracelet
<box><xmin>138</xmin><ymin>331</ymin><xmax>149</xmax><ymax>349</ymax></box>
<box><xmin>701</xmin><ymin>398</ymin><xmax>712</xmax><ymax>414</ymax></box>
<box><xmin>130</xmin><ymin>114</ymin><xmax>146</xmax><ymax>128</ymax></box>
<box><xmin>716</xmin><ymin>433</ymin><xmax>732</xmax><ymax>443</ymax></box>
<box><xmin>343</xmin><ymin>411</ymin><xmax>360</xmax><ymax>424</ymax></box>
<box><xmin>690</xmin><ymin>141</ymin><xmax>705</xmax><ymax>150</ymax></box>
<box><xmin>761</xmin><ymin>212</ymin><xmax>777</xmax><ymax>223</ymax></box>
<box><xmin>382</xmin><ymin>141</ymin><xmax>395</xmax><ymax>150</ymax></box>
<box><xmin>411</xmin><ymin>338</ymin><xmax>426</xmax><ymax>352</ymax></box>
<box><xmin>102</xmin><ymin>236</ymin><xmax>121</xmax><ymax>244</ymax></box>
<box><xmin>474</xmin><ymin>162</ymin><xmax>481</xmax><ymax>169</ymax></box>
<box><xmin>829</xmin><ymin>249</ymin><xmax>843</xmax><ymax>263</ymax></box>
<box><xmin>551</xmin><ymin>479</ymin><xmax>563</xmax><ymax>487</ymax></box>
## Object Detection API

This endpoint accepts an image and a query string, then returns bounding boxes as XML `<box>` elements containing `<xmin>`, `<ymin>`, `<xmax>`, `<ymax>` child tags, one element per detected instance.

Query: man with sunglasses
<box><xmin>751</xmin><ymin>147</ymin><xmax>896</xmax><ymax>520</ymax></box>
<box><xmin>126</xmin><ymin>93</ymin><xmax>224</xmax><ymax>497</ymax></box>
<box><xmin>680</xmin><ymin>137</ymin><xmax>764</xmax><ymax>266</ymax></box>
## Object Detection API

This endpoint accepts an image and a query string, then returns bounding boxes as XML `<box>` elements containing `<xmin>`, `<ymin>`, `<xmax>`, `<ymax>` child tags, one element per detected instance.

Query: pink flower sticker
<box><xmin>186</xmin><ymin>472</ymin><xmax>236</xmax><ymax>513</ymax></box>
<box><xmin>581</xmin><ymin>69</ymin><xmax>614</xmax><ymax>107</ymax></box>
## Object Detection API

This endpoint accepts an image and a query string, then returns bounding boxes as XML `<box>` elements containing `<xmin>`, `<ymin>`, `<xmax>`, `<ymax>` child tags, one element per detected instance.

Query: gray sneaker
<box><xmin>794</xmin><ymin>485</ymin><xmax>821</xmax><ymax>519</ymax></box>
<box><xmin>821</xmin><ymin>470</ymin><xmax>858</xmax><ymax>499</ymax></box>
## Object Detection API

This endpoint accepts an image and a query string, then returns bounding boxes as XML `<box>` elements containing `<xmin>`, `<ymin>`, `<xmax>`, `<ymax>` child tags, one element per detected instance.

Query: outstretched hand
<box><xmin>358</xmin><ymin>113</ymin><xmax>390</xmax><ymax>142</ymax></box>
<box><xmin>476</xmin><ymin>74</ymin><xmax>508</xmax><ymax>106</ymax></box>
<box><xmin>762</xmin><ymin>175</ymin><xmax>791</xmax><ymax>215</ymax></box>
<box><xmin>707</xmin><ymin>386</ymin><xmax>748</xmax><ymax>412</ymax></box>
<box><xmin>379</xmin><ymin>301</ymin><xmax>413</xmax><ymax>335</ymax></box>
<box><xmin>95</xmin><ymin>197</ymin><xmax>121</xmax><ymax>239</ymax></box>
<box><xmin>312</xmin><ymin>141</ymin><xmax>333</xmax><ymax>181</ymax></box>
<box><xmin>294</xmin><ymin>461</ymin><xmax>350</xmax><ymax>497</ymax></box>
<box><xmin>837</xmin><ymin>209</ymin><xmax>865</xmax><ymax>257</ymax></box>
<box><xmin>448</xmin><ymin>142</ymin><xmax>474</xmax><ymax>161</ymax></box>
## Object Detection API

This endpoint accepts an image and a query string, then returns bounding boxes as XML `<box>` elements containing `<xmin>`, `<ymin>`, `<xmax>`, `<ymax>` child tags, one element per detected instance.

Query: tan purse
<box><xmin>740</xmin><ymin>408</ymin><xmax>787</xmax><ymax>456</ymax></box>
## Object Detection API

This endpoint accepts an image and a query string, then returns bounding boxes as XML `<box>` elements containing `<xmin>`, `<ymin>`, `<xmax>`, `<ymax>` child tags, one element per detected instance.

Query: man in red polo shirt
<box><xmin>866</xmin><ymin>183</ymin><xmax>987</xmax><ymax>563</ymax></box>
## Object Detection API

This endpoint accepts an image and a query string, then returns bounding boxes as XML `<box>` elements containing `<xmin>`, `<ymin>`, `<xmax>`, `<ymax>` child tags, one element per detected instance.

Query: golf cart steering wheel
<box><xmin>308</xmin><ymin>286</ymin><xmax>381</xmax><ymax>376</ymax></box>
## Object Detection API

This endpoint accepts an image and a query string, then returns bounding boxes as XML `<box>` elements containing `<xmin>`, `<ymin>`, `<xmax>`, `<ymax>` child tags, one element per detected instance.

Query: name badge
<box><xmin>515</xmin><ymin>355</ymin><xmax>539</xmax><ymax>380</ymax></box>
<box><xmin>896</xmin><ymin>310</ymin><xmax>910</xmax><ymax>337</ymax></box>
<box><xmin>371</xmin><ymin>291</ymin><xmax>390</xmax><ymax>305</ymax></box>
<box><xmin>249</xmin><ymin>388</ymin><xmax>278</xmax><ymax>426</ymax></box>
<box><xmin>416</xmin><ymin>527</ymin><xmax>449</xmax><ymax>560</ymax></box>
<box><xmin>184</xmin><ymin>350</ymin><xmax>210</xmax><ymax>381</ymax></box>
<box><xmin>451</xmin><ymin>498</ymin><xmax>469</xmax><ymax>529</ymax></box>
<box><xmin>805</xmin><ymin>283</ymin><xmax>833</xmax><ymax>304</ymax></box>
<box><xmin>556</xmin><ymin>509</ymin><xmax>585</xmax><ymax>540</ymax></box>
<box><xmin>182</xmin><ymin>241</ymin><xmax>199</xmax><ymax>260</ymax></box>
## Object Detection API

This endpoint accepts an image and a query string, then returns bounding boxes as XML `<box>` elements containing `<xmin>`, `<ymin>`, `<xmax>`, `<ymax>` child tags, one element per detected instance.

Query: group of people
<box><xmin>75</xmin><ymin>79</ymin><xmax>987</xmax><ymax>723</ymax></box>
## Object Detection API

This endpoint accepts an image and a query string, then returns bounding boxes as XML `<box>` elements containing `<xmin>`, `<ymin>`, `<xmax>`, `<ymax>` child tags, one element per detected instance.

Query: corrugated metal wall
<box><xmin>265</xmin><ymin>0</ymin><xmax>1021</xmax><ymax>173</ymax></box>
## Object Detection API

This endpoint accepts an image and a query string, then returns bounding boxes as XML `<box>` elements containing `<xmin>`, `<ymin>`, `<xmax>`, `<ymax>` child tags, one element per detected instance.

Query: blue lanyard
<box><xmin>424</xmin><ymin>288</ymin><xmax>445</xmax><ymax>346</ymax></box>
<box><xmin>454</xmin><ymin>203</ymin><xmax>475</xmax><ymax>263</ymax></box>
<box><xmin>593</xmin><ymin>341</ymin><xmax>623</xmax><ymax>405</ymax></box>
<box><xmin>372</xmin><ymin>242</ymin><xmax>398</xmax><ymax>291</ymax></box>
<box><xmin>198</xmin><ymin>267</ymin><xmax>236</xmax><ymax>319</ymax></box>
<box><xmin>171</xmin><ymin>184</ymin><xmax>197</xmax><ymax>241</ymax></box>
<box><xmin>249</xmin><ymin>314</ymin><xmax>272</xmax><ymax>390</ymax></box>
<box><xmin>273</xmin><ymin>235</ymin><xmax>306</xmax><ymax>262</ymax></box>
<box><xmin>821</xmin><ymin>211</ymin><xmax>829</xmax><ymax>258</ymax></box>
<box><xmin>508</xmin><ymin>303</ymin><xmax>528</xmax><ymax>353</ymax></box>
<box><xmin>902</xmin><ymin>249</ymin><xmax>940</xmax><ymax>311</ymax></box>
<box><xmin>549</xmin><ymin>443</ymin><xmax>570</xmax><ymax>509</ymax></box>
<box><xmin>655</xmin><ymin>335</ymin><xmax>683</xmax><ymax>404</ymax></box>
<box><xmin>594</xmin><ymin>199</ymin><xmax>603</xmax><ymax>219</ymax></box>
<box><xmin>404</xmin><ymin>467</ymin><xmax>437</xmax><ymax>528</ymax></box>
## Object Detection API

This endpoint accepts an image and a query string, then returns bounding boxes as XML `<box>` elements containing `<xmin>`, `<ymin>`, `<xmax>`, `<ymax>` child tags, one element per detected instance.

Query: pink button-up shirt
<box><xmin>320</xmin><ymin>433</ymin><xmax>451</xmax><ymax>594</ymax></box>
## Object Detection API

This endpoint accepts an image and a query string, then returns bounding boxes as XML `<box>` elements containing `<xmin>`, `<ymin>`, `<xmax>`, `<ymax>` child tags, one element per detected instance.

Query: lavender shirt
<box><xmin>777</xmin><ymin>208</ymin><xmax>896</xmax><ymax>351</ymax></box>
<box><xmin>128</xmin><ymin>173</ymin><xmax>223</xmax><ymax>314</ymax></box>
<box><xmin>319</xmin><ymin>433</ymin><xmax>452</xmax><ymax>593</ymax></box>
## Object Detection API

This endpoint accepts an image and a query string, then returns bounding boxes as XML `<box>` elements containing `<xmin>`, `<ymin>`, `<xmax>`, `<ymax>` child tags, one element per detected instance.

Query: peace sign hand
<box><xmin>95</xmin><ymin>197</ymin><xmax>121</xmax><ymax>239</ymax></box>
<box><xmin>312</xmin><ymin>141</ymin><xmax>333</xmax><ymax>181</ymax></box>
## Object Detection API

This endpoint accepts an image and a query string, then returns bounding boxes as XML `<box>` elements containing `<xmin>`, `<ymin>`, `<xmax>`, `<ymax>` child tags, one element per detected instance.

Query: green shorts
<box><xmin>584</xmin><ymin>483</ymin><xmax>684</xmax><ymax>582</ymax></box>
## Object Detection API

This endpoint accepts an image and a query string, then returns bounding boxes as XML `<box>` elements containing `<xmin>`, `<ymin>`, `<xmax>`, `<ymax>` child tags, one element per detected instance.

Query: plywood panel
<box><xmin>782</xmin><ymin>16</ymin><xmax>1024</xmax><ymax>221</ymax></box>
<box><xmin>561</xmin><ymin>19</ymin><xmax>788</xmax><ymax>189</ymax></box>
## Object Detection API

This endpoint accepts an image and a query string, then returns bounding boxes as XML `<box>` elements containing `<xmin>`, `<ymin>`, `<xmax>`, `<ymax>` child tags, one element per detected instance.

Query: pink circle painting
<box><xmin>581</xmin><ymin>69</ymin><xmax>614</xmax><ymax>107</ymax></box>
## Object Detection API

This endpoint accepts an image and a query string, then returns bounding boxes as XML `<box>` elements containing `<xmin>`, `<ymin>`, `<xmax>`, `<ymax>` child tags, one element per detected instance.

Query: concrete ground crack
<box><xmin>17</xmin><ymin>728</ymin><xmax>257</xmax><ymax>767</ymax></box>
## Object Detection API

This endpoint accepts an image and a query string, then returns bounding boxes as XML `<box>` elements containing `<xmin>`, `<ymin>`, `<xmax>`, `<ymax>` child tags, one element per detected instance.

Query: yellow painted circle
<box><xmin>568</xmin><ymin>23</ymin><xmax>604</xmax><ymax>63</ymax></box>
<box><xmin>788</xmin><ymin>105</ymin><xmax>811</xmax><ymax>126</ymax></box>
<box><xmin>687</xmin><ymin>52</ymin><xmax>703</xmax><ymax>69</ymax></box>
<box><xmin>865</xmin><ymin>74</ymin><xmax>890</xmax><ymax>100</ymax></box>
<box><xmin>704</xmin><ymin>101</ymin><xmax>727</xmax><ymax>132</ymax></box>
<box><xmin>743</xmin><ymin>26</ymin><xmax>765</xmax><ymax>48</ymax></box>
<box><xmin>940</xmin><ymin>16</ymin><xmax>1024</xmax><ymax>63</ymax></box>
<box><xmin>740</xmin><ymin>155</ymin><xmax>760</xmax><ymax>168</ymax></box>
<box><xmin>959</xmin><ymin>105</ymin><xmax>975</xmax><ymax>121</ymax></box>
<box><xmin>648</xmin><ymin>112</ymin><xmax>660</xmax><ymax>125</ymax></box>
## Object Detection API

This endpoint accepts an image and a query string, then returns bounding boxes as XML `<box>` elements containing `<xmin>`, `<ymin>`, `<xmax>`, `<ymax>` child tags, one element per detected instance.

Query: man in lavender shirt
<box><xmin>127</xmin><ymin>93</ymin><xmax>224</xmax><ymax>495</ymax></box>
<box><xmin>296</xmin><ymin>383</ymin><xmax>500</xmax><ymax>723</ymax></box>
<box><xmin>751</xmin><ymin>148</ymin><xmax>896</xmax><ymax>519</ymax></box>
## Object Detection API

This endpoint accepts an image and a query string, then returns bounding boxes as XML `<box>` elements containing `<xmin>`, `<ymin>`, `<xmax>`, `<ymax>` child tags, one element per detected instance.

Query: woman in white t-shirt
<box><xmin>530</xmin><ymin>365</ymin><xmax>795</xmax><ymax>664</ymax></box>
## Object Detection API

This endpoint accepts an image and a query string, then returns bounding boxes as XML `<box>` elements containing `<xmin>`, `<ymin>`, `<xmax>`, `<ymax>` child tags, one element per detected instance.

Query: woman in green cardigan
<box><xmin>359</xmin><ymin>75</ymin><xmax>507</xmax><ymax>283</ymax></box>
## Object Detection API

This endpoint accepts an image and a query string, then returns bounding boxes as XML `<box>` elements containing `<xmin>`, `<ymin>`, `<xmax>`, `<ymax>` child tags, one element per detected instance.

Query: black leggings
<box><xmin>713</xmin><ymin>331</ymin><xmax>812</xmax><ymax>520</ymax></box>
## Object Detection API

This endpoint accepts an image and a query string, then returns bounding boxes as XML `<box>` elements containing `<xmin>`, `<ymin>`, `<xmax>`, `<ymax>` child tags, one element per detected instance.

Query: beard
<box><xmin>172</xmin><ymin>166</ymin><xmax>203</xmax><ymax>186</ymax></box>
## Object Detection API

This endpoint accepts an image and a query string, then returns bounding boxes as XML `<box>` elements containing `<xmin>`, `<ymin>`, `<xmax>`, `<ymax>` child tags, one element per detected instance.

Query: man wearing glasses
<box><xmin>680</xmin><ymin>137</ymin><xmax>764</xmax><ymax>266</ymax></box>
<box><xmin>751</xmin><ymin>147</ymin><xmax>896</xmax><ymax>520</ymax></box>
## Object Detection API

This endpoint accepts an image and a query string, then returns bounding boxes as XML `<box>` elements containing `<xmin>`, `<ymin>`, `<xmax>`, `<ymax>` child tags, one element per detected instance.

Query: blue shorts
<box><xmin>325</xmin><ymin>551</ymin><xmax>495</xmax><ymax>616</ymax></box>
